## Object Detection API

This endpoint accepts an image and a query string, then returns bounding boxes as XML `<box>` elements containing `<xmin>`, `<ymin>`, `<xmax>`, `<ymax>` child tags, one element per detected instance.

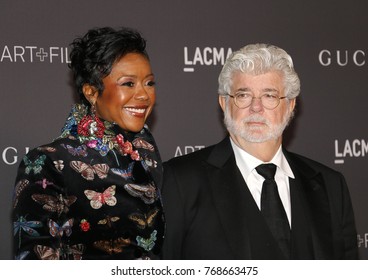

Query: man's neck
<box><xmin>229</xmin><ymin>134</ymin><xmax>282</xmax><ymax>162</ymax></box>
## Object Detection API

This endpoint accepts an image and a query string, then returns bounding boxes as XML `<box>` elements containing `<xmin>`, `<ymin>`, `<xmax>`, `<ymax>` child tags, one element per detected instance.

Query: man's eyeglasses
<box><xmin>226</xmin><ymin>91</ymin><xmax>287</xmax><ymax>109</ymax></box>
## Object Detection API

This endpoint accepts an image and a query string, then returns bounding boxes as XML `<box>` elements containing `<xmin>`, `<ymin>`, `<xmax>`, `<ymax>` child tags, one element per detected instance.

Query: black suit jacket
<box><xmin>162</xmin><ymin>137</ymin><xmax>358</xmax><ymax>259</ymax></box>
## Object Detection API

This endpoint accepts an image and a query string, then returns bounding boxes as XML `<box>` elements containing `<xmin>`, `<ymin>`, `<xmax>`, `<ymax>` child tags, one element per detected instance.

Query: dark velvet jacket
<box><xmin>13</xmin><ymin>105</ymin><xmax>164</xmax><ymax>260</ymax></box>
<box><xmin>162</xmin><ymin>137</ymin><xmax>358</xmax><ymax>260</ymax></box>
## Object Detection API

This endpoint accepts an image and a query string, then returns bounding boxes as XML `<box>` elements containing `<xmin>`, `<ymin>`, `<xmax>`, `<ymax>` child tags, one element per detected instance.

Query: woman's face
<box><xmin>89</xmin><ymin>52</ymin><xmax>156</xmax><ymax>132</ymax></box>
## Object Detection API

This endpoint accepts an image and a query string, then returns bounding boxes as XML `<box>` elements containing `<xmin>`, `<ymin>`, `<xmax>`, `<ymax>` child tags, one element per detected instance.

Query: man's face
<box><xmin>219</xmin><ymin>70</ymin><xmax>295</xmax><ymax>144</ymax></box>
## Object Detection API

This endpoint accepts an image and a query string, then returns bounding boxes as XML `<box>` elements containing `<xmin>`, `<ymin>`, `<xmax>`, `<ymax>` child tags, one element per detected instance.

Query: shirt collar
<box><xmin>230</xmin><ymin>137</ymin><xmax>295</xmax><ymax>179</ymax></box>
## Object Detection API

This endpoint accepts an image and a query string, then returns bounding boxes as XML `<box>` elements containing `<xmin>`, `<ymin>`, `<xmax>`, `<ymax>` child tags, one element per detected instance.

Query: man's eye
<box><xmin>236</xmin><ymin>93</ymin><xmax>251</xmax><ymax>99</ymax></box>
<box><xmin>264</xmin><ymin>94</ymin><xmax>278</xmax><ymax>99</ymax></box>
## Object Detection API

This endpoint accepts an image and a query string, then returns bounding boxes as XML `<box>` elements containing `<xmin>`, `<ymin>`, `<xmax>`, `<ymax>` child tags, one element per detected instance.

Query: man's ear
<box><xmin>82</xmin><ymin>84</ymin><xmax>98</xmax><ymax>105</ymax></box>
<box><xmin>218</xmin><ymin>95</ymin><xmax>227</xmax><ymax>113</ymax></box>
<box><xmin>289</xmin><ymin>98</ymin><xmax>296</xmax><ymax>113</ymax></box>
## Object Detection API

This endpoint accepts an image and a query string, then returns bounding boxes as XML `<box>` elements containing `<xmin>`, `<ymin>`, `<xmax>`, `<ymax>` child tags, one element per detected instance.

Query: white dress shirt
<box><xmin>230</xmin><ymin>138</ymin><xmax>295</xmax><ymax>225</ymax></box>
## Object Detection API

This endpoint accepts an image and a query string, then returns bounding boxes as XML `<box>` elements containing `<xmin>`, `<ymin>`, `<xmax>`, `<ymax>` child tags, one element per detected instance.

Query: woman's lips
<box><xmin>124</xmin><ymin>107</ymin><xmax>147</xmax><ymax>117</ymax></box>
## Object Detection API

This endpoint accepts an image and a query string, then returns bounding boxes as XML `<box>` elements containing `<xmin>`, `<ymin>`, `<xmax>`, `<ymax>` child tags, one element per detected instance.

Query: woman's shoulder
<box><xmin>25</xmin><ymin>137</ymin><xmax>82</xmax><ymax>157</ymax></box>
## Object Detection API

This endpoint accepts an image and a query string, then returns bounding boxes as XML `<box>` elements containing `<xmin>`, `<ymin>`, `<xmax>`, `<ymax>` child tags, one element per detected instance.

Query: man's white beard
<box><xmin>224</xmin><ymin>106</ymin><xmax>292</xmax><ymax>143</ymax></box>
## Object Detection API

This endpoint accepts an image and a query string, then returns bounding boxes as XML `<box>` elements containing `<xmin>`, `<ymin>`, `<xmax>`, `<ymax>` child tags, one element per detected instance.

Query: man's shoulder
<box><xmin>285</xmin><ymin>149</ymin><xmax>341</xmax><ymax>175</ymax></box>
<box><xmin>164</xmin><ymin>144</ymin><xmax>216</xmax><ymax>168</ymax></box>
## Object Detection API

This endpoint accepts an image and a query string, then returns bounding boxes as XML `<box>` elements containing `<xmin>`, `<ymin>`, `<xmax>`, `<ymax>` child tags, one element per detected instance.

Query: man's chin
<box><xmin>239</xmin><ymin>131</ymin><xmax>278</xmax><ymax>143</ymax></box>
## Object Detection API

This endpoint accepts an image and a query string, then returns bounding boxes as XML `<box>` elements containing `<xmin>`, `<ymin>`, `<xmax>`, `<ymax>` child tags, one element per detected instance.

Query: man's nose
<box><xmin>249</xmin><ymin>96</ymin><xmax>264</xmax><ymax>112</ymax></box>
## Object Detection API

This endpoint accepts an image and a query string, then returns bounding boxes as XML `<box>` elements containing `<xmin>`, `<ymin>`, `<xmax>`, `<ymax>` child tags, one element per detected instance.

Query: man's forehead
<box><xmin>231</xmin><ymin>71</ymin><xmax>284</xmax><ymax>90</ymax></box>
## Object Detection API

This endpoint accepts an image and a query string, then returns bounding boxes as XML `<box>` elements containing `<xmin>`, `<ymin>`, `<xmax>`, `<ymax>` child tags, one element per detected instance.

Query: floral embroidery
<box><xmin>80</xmin><ymin>219</ymin><xmax>90</xmax><ymax>232</ymax></box>
<box><xmin>116</xmin><ymin>134</ymin><xmax>140</xmax><ymax>160</ymax></box>
<box><xmin>60</xmin><ymin>104</ymin><xmax>140</xmax><ymax>160</ymax></box>
<box><xmin>78</xmin><ymin>115</ymin><xmax>105</xmax><ymax>138</ymax></box>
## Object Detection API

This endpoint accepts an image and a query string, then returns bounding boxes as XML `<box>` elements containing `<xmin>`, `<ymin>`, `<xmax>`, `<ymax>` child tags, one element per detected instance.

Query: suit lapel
<box><xmin>289</xmin><ymin>176</ymin><xmax>315</xmax><ymax>258</ymax></box>
<box><xmin>205</xmin><ymin>138</ymin><xmax>252</xmax><ymax>259</ymax></box>
<box><xmin>285</xmin><ymin>150</ymin><xmax>334</xmax><ymax>259</ymax></box>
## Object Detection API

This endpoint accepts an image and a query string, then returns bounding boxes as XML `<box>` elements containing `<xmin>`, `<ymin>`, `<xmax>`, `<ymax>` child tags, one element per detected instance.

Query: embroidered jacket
<box><xmin>12</xmin><ymin>104</ymin><xmax>164</xmax><ymax>260</ymax></box>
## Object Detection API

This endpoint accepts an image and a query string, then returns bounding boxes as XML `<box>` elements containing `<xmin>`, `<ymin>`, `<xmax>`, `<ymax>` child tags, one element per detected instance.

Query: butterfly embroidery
<box><xmin>97</xmin><ymin>216</ymin><xmax>120</xmax><ymax>228</ymax></box>
<box><xmin>23</xmin><ymin>154</ymin><xmax>46</xmax><ymax>175</ymax></box>
<box><xmin>34</xmin><ymin>244</ymin><xmax>84</xmax><ymax>260</ymax></box>
<box><xmin>13</xmin><ymin>179</ymin><xmax>29</xmax><ymax>208</ymax></box>
<box><xmin>53</xmin><ymin>160</ymin><xmax>64</xmax><ymax>171</ymax></box>
<box><xmin>136</xmin><ymin>230</ymin><xmax>157</xmax><ymax>251</ymax></box>
<box><xmin>63</xmin><ymin>244</ymin><xmax>84</xmax><ymax>260</ymax></box>
<box><xmin>37</xmin><ymin>146</ymin><xmax>56</xmax><ymax>153</ymax></box>
<box><xmin>111</xmin><ymin>162</ymin><xmax>134</xmax><ymax>180</ymax></box>
<box><xmin>132</xmin><ymin>138</ymin><xmax>155</xmax><ymax>152</ymax></box>
<box><xmin>35</xmin><ymin>178</ymin><xmax>55</xmax><ymax>189</ymax></box>
<box><xmin>128</xmin><ymin>208</ymin><xmax>159</xmax><ymax>229</ymax></box>
<box><xmin>93</xmin><ymin>237</ymin><xmax>130</xmax><ymax>255</ymax></box>
<box><xmin>14</xmin><ymin>216</ymin><xmax>42</xmax><ymax>248</ymax></box>
<box><xmin>84</xmin><ymin>185</ymin><xmax>117</xmax><ymax>209</ymax></box>
<box><xmin>145</xmin><ymin>157</ymin><xmax>157</xmax><ymax>168</ymax></box>
<box><xmin>61</xmin><ymin>143</ymin><xmax>88</xmax><ymax>157</ymax></box>
<box><xmin>70</xmin><ymin>161</ymin><xmax>109</xmax><ymax>181</ymax></box>
<box><xmin>124</xmin><ymin>183</ymin><xmax>157</xmax><ymax>204</ymax></box>
<box><xmin>15</xmin><ymin>250</ymin><xmax>30</xmax><ymax>260</ymax></box>
<box><xmin>34</xmin><ymin>245</ymin><xmax>60</xmax><ymax>260</ymax></box>
<box><xmin>31</xmin><ymin>193</ymin><xmax>77</xmax><ymax>215</ymax></box>
<box><xmin>142</xmin><ymin>156</ymin><xmax>158</xmax><ymax>170</ymax></box>
<box><xmin>48</xmin><ymin>218</ymin><xmax>74</xmax><ymax>237</ymax></box>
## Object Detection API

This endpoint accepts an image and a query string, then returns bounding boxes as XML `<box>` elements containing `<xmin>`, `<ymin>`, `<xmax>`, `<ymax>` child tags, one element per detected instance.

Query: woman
<box><xmin>12</xmin><ymin>27</ymin><xmax>164</xmax><ymax>260</ymax></box>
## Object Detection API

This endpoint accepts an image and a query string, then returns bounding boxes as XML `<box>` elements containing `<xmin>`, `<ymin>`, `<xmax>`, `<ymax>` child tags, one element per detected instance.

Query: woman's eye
<box><xmin>122</xmin><ymin>81</ymin><xmax>134</xmax><ymax>87</ymax></box>
<box><xmin>147</xmin><ymin>81</ymin><xmax>156</xmax><ymax>87</ymax></box>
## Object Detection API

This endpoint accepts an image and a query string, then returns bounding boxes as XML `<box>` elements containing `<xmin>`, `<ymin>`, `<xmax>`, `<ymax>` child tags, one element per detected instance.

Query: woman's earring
<box><xmin>88</xmin><ymin>102</ymin><xmax>99</xmax><ymax>136</ymax></box>
<box><xmin>90</xmin><ymin>101</ymin><xmax>97</xmax><ymax>118</ymax></box>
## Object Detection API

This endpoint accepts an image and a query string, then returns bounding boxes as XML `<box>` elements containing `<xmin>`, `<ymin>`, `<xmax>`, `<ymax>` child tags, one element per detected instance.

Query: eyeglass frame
<box><xmin>225</xmin><ymin>91</ymin><xmax>288</xmax><ymax>110</ymax></box>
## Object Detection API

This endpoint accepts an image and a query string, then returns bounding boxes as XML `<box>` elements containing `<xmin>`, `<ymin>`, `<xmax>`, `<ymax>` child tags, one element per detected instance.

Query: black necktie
<box><xmin>256</xmin><ymin>163</ymin><xmax>291</xmax><ymax>259</ymax></box>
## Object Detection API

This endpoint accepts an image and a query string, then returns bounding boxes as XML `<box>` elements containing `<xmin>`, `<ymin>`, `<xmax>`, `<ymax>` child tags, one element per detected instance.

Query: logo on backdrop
<box><xmin>334</xmin><ymin>139</ymin><xmax>368</xmax><ymax>164</ymax></box>
<box><xmin>174</xmin><ymin>145</ymin><xmax>205</xmax><ymax>157</ymax></box>
<box><xmin>1</xmin><ymin>147</ymin><xmax>29</xmax><ymax>165</ymax></box>
<box><xmin>0</xmin><ymin>45</ymin><xmax>70</xmax><ymax>63</ymax></box>
<box><xmin>358</xmin><ymin>233</ymin><xmax>368</xmax><ymax>249</ymax></box>
<box><xmin>183</xmin><ymin>46</ymin><xmax>233</xmax><ymax>72</ymax></box>
<box><xmin>318</xmin><ymin>49</ymin><xmax>366</xmax><ymax>66</ymax></box>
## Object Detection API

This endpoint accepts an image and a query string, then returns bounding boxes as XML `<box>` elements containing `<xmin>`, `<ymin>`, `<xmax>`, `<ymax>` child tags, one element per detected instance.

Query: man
<box><xmin>162</xmin><ymin>44</ymin><xmax>358</xmax><ymax>259</ymax></box>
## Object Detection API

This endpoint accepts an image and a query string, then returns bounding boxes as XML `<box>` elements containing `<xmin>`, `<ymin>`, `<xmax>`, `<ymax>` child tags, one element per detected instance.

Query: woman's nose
<box><xmin>134</xmin><ymin>85</ymin><xmax>149</xmax><ymax>100</ymax></box>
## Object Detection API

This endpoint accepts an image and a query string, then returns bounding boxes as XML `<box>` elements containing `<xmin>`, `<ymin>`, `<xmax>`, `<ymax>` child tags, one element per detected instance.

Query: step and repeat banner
<box><xmin>1</xmin><ymin>1</ymin><xmax>367</xmax><ymax>260</ymax></box>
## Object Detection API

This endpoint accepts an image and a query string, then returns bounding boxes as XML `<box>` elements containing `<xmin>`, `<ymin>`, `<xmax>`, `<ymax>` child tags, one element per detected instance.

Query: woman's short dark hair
<box><xmin>69</xmin><ymin>27</ymin><xmax>149</xmax><ymax>106</ymax></box>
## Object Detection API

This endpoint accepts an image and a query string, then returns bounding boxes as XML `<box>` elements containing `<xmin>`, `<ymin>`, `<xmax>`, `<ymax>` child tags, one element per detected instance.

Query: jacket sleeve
<box><xmin>161</xmin><ymin>162</ymin><xmax>186</xmax><ymax>259</ymax></box>
<box><xmin>339</xmin><ymin>174</ymin><xmax>359</xmax><ymax>259</ymax></box>
<box><xmin>12</xmin><ymin>148</ymin><xmax>67</xmax><ymax>260</ymax></box>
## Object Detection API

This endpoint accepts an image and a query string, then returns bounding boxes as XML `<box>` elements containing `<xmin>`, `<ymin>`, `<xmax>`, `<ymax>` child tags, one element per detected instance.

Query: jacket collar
<box><xmin>205</xmin><ymin>137</ymin><xmax>252</xmax><ymax>259</ymax></box>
